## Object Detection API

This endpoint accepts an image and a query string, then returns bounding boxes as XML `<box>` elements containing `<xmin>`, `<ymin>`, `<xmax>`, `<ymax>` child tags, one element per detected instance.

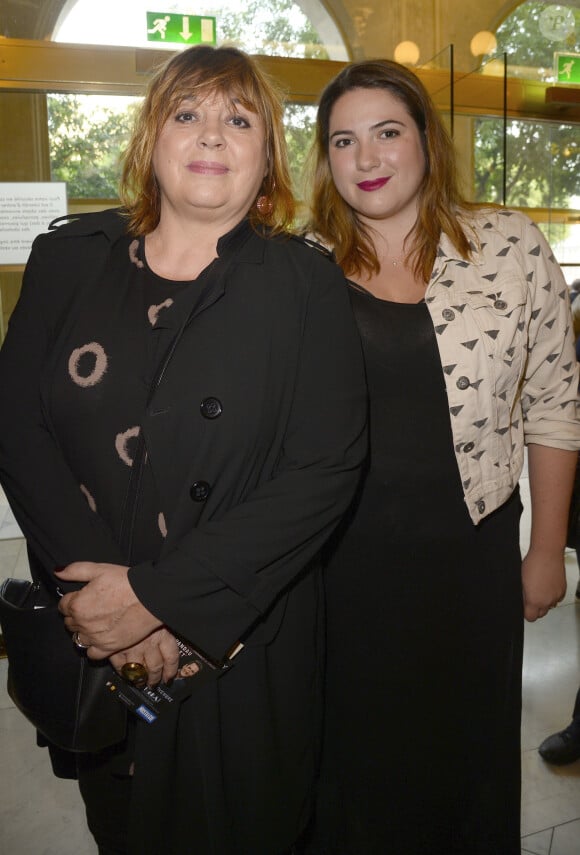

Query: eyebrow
<box><xmin>176</xmin><ymin>96</ymin><xmax>244</xmax><ymax>108</ymax></box>
<box><xmin>329</xmin><ymin>118</ymin><xmax>406</xmax><ymax>140</ymax></box>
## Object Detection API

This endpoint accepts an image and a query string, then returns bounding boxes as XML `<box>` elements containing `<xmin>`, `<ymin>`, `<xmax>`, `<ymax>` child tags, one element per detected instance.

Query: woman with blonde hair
<box><xmin>306</xmin><ymin>58</ymin><xmax>580</xmax><ymax>854</ymax></box>
<box><xmin>0</xmin><ymin>45</ymin><xmax>366</xmax><ymax>855</ymax></box>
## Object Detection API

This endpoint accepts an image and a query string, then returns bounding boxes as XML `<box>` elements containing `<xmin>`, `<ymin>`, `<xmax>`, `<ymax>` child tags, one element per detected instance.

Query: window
<box><xmin>54</xmin><ymin>0</ymin><xmax>348</xmax><ymax>60</ymax></box>
<box><xmin>485</xmin><ymin>0</ymin><xmax>580</xmax><ymax>81</ymax></box>
<box><xmin>49</xmin><ymin>0</ymin><xmax>340</xmax><ymax>203</ymax></box>
<box><xmin>46</xmin><ymin>94</ymin><xmax>317</xmax><ymax>204</ymax></box>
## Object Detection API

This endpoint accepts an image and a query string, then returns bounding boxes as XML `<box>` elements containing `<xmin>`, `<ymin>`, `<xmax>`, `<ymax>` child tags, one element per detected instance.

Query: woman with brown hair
<box><xmin>306</xmin><ymin>59</ymin><xmax>580</xmax><ymax>854</ymax></box>
<box><xmin>0</xmin><ymin>46</ymin><xmax>367</xmax><ymax>855</ymax></box>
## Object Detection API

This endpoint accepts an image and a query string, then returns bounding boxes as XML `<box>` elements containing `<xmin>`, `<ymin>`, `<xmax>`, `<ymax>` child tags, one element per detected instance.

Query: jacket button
<box><xmin>493</xmin><ymin>299</ymin><xmax>507</xmax><ymax>310</ymax></box>
<box><xmin>477</xmin><ymin>500</ymin><xmax>486</xmax><ymax>514</ymax></box>
<box><xmin>442</xmin><ymin>308</ymin><xmax>455</xmax><ymax>321</ymax></box>
<box><xmin>456</xmin><ymin>376</ymin><xmax>470</xmax><ymax>390</ymax></box>
<box><xmin>190</xmin><ymin>481</ymin><xmax>211</xmax><ymax>502</ymax></box>
<box><xmin>463</xmin><ymin>441</ymin><xmax>475</xmax><ymax>453</ymax></box>
<box><xmin>200</xmin><ymin>397</ymin><xmax>223</xmax><ymax>419</ymax></box>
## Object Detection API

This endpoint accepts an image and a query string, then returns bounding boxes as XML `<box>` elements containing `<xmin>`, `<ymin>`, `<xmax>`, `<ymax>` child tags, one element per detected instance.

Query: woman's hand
<box><xmin>521</xmin><ymin>546</ymin><xmax>566</xmax><ymax>621</ymax></box>
<box><xmin>110</xmin><ymin>628</ymin><xmax>181</xmax><ymax>687</ymax></box>
<box><xmin>56</xmin><ymin>561</ymin><xmax>162</xmax><ymax>658</ymax></box>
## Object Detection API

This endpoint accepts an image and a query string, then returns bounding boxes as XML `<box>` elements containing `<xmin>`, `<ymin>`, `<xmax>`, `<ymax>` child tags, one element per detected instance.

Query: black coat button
<box><xmin>476</xmin><ymin>500</ymin><xmax>486</xmax><ymax>514</ymax></box>
<box><xmin>200</xmin><ymin>397</ymin><xmax>223</xmax><ymax>419</ymax></box>
<box><xmin>463</xmin><ymin>441</ymin><xmax>475</xmax><ymax>453</ymax></box>
<box><xmin>442</xmin><ymin>308</ymin><xmax>455</xmax><ymax>321</ymax></box>
<box><xmin>190</xmin><ymin>481</ymin><xmax>211</xmax><ymax>501</ymax></box>
<box><xmin>493</xmin><ymin>299</ymin><xmax>507</xmax><ymax>310</ymax></box>
<box><xmin>456</xmin><ymin>376</ymin><xmax>470</xmax><ymax>390</ymax></box>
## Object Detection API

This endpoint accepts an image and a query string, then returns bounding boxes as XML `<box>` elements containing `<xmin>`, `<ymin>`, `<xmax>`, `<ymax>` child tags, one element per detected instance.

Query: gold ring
<box><xmin>72</xmin><ymin>631</ymin><xmax>89</xmax><ymax>650</ymax></box>
<box><xmin>121</xmin><ymin>662</ymin><xmax>148</xmax><ymax>688</ymax></box>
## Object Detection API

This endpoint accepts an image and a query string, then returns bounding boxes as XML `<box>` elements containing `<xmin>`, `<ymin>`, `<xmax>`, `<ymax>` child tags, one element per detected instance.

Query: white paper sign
<box><xmin>0</xmin><ymin>182</ymin><xmax>67</xmax><ymax>265</ymax></box>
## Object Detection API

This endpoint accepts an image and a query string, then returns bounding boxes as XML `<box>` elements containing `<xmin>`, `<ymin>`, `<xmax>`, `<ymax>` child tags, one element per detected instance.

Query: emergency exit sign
<box><xmin>146</xmin><ymin>11</ymin><xmax>216</xmax><ymax>45</ymax></box>
<box><xmin>555</xmin><ymin>53</ymin><xmax>580</xmax><ymax>84</ymax></box>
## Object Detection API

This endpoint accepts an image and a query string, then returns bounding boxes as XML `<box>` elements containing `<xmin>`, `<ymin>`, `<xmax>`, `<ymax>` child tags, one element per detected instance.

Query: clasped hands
<box><xmin>57</xmin><ymin>561</ymin><xmax>180</xmax><ymax>686</ymax></box>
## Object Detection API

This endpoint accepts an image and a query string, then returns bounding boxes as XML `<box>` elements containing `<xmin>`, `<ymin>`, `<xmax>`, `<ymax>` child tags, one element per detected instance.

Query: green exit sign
<box><xmin>146</xmin><ymin>11</ymin><xmax>216</xmax><ymax>45</ymax></box>
<box><xmin>555</xmin><ymin>53</ymin><xmax>580</xmax><ymax>84</ymax></box>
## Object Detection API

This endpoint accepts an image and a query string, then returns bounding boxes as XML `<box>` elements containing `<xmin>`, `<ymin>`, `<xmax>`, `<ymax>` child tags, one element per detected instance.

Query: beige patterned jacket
<box><xmin>426</xmin><ymin>208</ymin><xmax>580</xmax><ymax>523</ymax></box>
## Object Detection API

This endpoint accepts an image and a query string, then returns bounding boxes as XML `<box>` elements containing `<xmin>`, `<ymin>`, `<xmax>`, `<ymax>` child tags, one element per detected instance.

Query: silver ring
<box><xmin>72</xmin><ymin>631</ymin><xmax>89</xmax><ymax>650</ymax></box>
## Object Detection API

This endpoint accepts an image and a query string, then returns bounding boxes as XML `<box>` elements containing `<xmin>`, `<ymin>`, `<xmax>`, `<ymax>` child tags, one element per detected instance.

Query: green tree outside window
<box><xmin>475</xmin><ymin>0</ymin><xmax>580</xmax><ymax>218</ymax></box>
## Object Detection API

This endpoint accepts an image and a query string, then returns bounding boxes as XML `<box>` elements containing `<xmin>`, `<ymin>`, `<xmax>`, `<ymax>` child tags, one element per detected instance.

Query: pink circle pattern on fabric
<box><xmin>115</xmin><ymin>425</ymin><xmax>141</xmax><ymax>467</ymax></box>
<box><xmin>79</xmin><ymin>483</ymin><xmax>97</xmax><ymax>512</ymax></box>
<box><xmin>68</xmin><ymin>342</ymin><xmax>108</xmax><ymax>388</ymax></box>
<box><xmin>148</xmin><ymin>299</ymin><xmax>174</xmax><ymax>327</ymax></box>
<box><xmin>129</xmin><ymin>239</ymin><xmax>144</xmax><ymax>269</ymax></box>
<box><xmin>158</xmin><ymin>512</ymin><xmax>167</xmax><ymax>538</ymax></box>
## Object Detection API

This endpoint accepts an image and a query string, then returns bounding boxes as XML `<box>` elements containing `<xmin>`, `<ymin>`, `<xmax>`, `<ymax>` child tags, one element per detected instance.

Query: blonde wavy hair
<box><xmin>308</xmin><ymin>59</ymin><xmax>477</xmax><ymax>281</ymax></box>
<box><xmin>120</xmin><ymin>45</ymin><xmax>295</xmax><ymax>236</ymax></box>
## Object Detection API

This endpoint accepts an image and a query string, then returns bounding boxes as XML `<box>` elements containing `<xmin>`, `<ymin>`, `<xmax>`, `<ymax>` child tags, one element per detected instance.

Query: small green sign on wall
<box><xmin>146</xmin><ymin>12</ymin><xmax>216</xmax><ymax>45</ymax></box>
<box><xmin>555</xmin><ymin>53</ymin><xmax>580</xmax><ymax>84</ymax></box>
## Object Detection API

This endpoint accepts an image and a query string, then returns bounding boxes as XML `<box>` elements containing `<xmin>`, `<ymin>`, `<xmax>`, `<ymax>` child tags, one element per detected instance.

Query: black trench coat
<box><xmin>0</xmin><ymin>210</ymin><xmax>367</xmax><ymax>855</ymax></box>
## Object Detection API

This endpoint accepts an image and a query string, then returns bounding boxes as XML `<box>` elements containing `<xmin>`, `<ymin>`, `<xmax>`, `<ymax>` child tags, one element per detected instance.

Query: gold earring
<box><xmin>256</xmin><ymin>194</ymin><xmax>273</xmax><ymax>216</ymax></box>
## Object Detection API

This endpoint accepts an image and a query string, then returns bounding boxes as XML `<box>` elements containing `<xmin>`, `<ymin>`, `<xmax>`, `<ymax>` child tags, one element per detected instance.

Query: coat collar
<box><xmin>435</xmin><ymin>209</ymin><xmax>518</xmax><ymax>272</ymax></box>
<box><xmin>48</xmin><ymin>208</ymin><xmax>265</xmax><ymax>266</ymax></box>
<box><xmin>48</xmin><ymin>211</ymin><xmax>267</xmax><ymax>331</ymax></box>
<box><xmin>429</xmin><ymin>210</ymin><xmax>523</xmax><ymax>289</ymax></box>
<box><xmin>216</xmin><ymin>216</ymin><xmax>263</xmax><ymax>263</ymax></box>
<box><xmin>48</xmin><ymin>207</ymin><xmax>129</xmax><ymax>242</ymax></box>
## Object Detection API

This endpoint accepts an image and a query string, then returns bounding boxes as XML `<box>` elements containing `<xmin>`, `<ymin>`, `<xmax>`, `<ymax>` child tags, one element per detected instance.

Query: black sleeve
<box><xmin>0</xmin><ymin>235</ymin><xmax>125</xmax><ymax>581</ymax></box>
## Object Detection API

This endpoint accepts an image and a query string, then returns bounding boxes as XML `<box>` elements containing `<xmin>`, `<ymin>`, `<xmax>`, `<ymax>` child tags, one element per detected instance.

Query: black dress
<box><xmin>312</xmin><ymin>286</ymin><xmax>524</xmax><ymax>854</ymax></box>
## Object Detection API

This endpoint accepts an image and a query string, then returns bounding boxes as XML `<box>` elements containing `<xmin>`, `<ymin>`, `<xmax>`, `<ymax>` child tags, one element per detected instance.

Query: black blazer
<box><xmin>0</xmin><ymin>210</ymin><xmax>367</xmax><ymax>855</ymax></box>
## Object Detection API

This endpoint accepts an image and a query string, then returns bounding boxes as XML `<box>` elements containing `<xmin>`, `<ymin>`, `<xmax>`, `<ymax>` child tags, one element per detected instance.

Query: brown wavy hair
<box><xmin>120</xmin><ymin>45</ymin><xmax>295</xmax><ymax>236</ymax></box>
<box><xmin>308</xmin><ymin>59</ymin><xmax>476</xmax><ymax>281</ymax></box>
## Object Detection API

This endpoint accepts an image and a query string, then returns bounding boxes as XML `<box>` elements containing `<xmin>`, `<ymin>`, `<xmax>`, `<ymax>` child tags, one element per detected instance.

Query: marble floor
<box><xmin>0</xmin><ymin>478</ymin><xmax>579</xmax><ymax>854</ymax></box>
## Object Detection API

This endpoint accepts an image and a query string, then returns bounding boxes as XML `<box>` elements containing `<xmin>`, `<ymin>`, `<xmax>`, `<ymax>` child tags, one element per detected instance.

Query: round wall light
<box><xmin>470</xmin><ymin>31</ymin><xmax>497</xmax><ymax>57</ymax></box>
<box><xmin>394</xmin><ymin>41</ymin><xmax>420</xmax><ymax>65</ymax></box>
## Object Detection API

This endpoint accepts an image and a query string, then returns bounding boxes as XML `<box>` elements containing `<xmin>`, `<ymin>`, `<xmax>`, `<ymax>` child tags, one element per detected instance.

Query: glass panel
<box><xmin>46</xmin><ymin>95</ymin><xmax>317</xmax><ymax>204</ymax></box>
<box><xmin>284</xmin><ymin>103</ymin><xmax>316</xmax><ymax>205</ymax></box>
<box><xmin>539</xmin><ymin>220</ymin><xmax>580</xmax><ymax>284</ymax></box>
<box><xmin>474</xmin><ymin>118</ymin><xmax>580</xmax><ymax>207</ymax></box>
<box><xmin>474</xmin><ymin>116</ymin><xmax>580</xmax><ymax>278</ymax></box>
<box><xmin>47</xmin><ymin>94</ymin><xmax>142</xmax><ymax>200</ymax></box>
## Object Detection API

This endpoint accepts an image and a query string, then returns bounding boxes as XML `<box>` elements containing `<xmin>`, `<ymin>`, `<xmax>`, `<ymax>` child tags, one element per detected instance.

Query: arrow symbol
<box><xmin>180</xmin><ymin>16</ymin><xmax>192</xmax><ymax>39</ymax></box>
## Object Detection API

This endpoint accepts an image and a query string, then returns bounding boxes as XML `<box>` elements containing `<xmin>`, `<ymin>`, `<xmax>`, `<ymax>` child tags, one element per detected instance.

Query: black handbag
<box><xmin>0</xmin><ymin>577</ymin><xmax>127</xmax><ymax>752</ymax></box>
